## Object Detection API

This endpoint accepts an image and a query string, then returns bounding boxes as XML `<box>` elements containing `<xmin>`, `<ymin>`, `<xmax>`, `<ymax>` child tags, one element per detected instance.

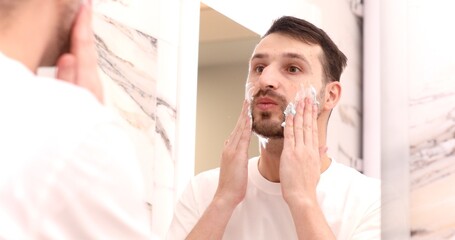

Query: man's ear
<box><xmin>322</xmin><ymin>81</ymin><xmax>341</xmax><ymax>111</ymax></box>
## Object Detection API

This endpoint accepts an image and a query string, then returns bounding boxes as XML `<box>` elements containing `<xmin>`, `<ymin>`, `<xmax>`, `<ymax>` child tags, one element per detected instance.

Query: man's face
<box><xmin>41</xmin><ymin>0</ymin><xmax>80</xmax><ymax>66</ymax></box>
<box><xmin>247</xmin><ymin>33</ymin><xmax>325</xmax><ymax>138</ymax></box>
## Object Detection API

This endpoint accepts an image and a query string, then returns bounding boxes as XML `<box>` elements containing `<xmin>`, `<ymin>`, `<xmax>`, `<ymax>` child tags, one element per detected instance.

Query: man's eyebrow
<box><xmin>251</xmin><ymin>52</ymin><xmax>312</xmax><ymax>68</ymax></box>
<box><xmin>284</xmin><ymin>52</ymin><xmax>313</xmax><ymax>73</ymax></box>
<box><xmin>250</xmin><ymin>53</ymin><xmax>268</xmax><ymax>61</ymax></box>
<box><xmin>283</xmin><ymin>52</ymin><xmax>311</xmax><ymax>68</ymax></box>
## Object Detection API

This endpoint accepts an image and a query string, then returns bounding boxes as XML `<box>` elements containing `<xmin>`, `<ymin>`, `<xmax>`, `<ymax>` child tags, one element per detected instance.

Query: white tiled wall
<box><xmin>92</xmin><ymin>0</ymin><xmax>199</xmax><ymax>238</ymax></box>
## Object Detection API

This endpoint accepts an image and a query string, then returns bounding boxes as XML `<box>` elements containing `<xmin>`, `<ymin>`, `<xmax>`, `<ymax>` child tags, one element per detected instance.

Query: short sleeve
<box><xmin>167</xmin><ymin>179</ymin><xmax>202</xmax><ymax>240</ymax></box>
<box><xmin>350</xmin><ymin>184</ymin><xmax>381</xmax><ymax>240</ymax></box>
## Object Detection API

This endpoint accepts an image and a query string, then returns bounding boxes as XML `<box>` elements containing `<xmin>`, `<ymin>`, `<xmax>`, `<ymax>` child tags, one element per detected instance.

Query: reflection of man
<box><xmin>0</xmin><ymin>1</ymin><xmax>154</xmax><ymax>238</ymax></box>
<box><xmin>169</xmin><ymin>16</ymin><xmax>380</xmax><ymax>239</ymax></box>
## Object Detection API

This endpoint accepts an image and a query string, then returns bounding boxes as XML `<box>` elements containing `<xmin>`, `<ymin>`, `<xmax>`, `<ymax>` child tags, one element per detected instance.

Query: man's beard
<box><xmin>250</xmin><ymin>89</ymin><xmax>287</xmax><ymax>139</ymax></box>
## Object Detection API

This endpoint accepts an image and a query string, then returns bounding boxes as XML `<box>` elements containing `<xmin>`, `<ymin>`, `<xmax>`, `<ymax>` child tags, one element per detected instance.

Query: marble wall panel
<box><xmin>93</xmin><ymin>0</ymin><xmax>159</xmax><ymax>220</ymax></box>
<box><xmin>92</xmin><ymin>0</ymin><xmax>186</xmax><ymax>237</ymax></box>
<box><xmin>408</xmin><ymin>1</ymin><xmax>455</xmax><ymax>239</ymax></box>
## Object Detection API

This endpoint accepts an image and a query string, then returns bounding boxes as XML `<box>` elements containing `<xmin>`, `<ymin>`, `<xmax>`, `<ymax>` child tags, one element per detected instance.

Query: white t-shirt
<box><xmin>168</xmin><ymin>157</ymin><xmax>380</xmax><ymax>240</ymax></box>
<box><xmin>0</xmin><ymin>53</ymin><xmax>156</xmax><ymax>239</ymax></box>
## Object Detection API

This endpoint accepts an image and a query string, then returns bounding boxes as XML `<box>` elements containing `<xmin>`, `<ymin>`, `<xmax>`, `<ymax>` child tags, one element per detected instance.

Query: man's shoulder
<box><xmin>192</xmin><ymin>168</ymin><xmax>221</xmax><ymax>185</ymax></box>
<box><xmin>3</xmin><ymin>74</ymin><xmax>136</xmax><ymax>162</ymax></box>
<box><xmin>33</xmin><ymin>77</ymin><xmax>122</xmax><ymax>146</ymax></box>
<box><xmin>178</xmin><ymin>168</ymin><xmax>220</xmax><ymax>208</ymax></box>
<box><xmin>328</xmin><ymin>161</ymin><xmax>380</xmax><ymax>185</ymax></box>
<box><xmin>31</xmin><ymin>75</ymin><xmax>120</xmax><ymax>132</ymax></box>
<box><xmin>322</xmin><ymin>161</ymin><xmax>380</xmax><ymax>201</ymax></box>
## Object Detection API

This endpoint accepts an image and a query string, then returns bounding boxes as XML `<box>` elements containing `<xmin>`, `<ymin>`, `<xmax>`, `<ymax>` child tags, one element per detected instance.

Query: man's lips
<box><xmin>255</xmin><ymin>97</ymin><xmax>279</xmax><ymax>111</ymax></box>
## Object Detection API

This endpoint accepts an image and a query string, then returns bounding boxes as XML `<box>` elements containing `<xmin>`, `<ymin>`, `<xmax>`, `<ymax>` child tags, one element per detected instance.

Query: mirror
<box><xmin>195</xmin><ymin>4</ymin><xmax>261</xmax><ymax>174</ymax></box>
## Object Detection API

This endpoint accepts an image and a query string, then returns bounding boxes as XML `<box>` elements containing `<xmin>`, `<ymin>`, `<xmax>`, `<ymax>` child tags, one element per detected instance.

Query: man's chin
<box><xmin>254</xmin><ymin>133</ymin><xmax>284</xmax><ymax>139</ymax></box>
<box><xmin>252</xmin><ymin>125</ymin><xmax>284</xmax><ymax>139</ymax></box>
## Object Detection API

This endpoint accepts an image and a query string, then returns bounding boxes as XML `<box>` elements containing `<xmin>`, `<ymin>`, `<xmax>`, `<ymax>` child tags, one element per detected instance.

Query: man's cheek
<box><xmin>245</xmin><ymin>82</ymin><xmax>258</xmax><ymax>103</ymax></box>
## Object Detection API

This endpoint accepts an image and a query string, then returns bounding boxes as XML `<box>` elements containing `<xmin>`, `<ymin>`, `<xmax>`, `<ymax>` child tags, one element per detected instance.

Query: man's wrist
<box><xmin>211</xmin><ymin>194</ymin><xmax>241</xmax><ymax>213</ymax></box>
<box><xmin>284</xmin><ymin>193</ymin><xmax>318</xmax><ymax>209</ymax></box>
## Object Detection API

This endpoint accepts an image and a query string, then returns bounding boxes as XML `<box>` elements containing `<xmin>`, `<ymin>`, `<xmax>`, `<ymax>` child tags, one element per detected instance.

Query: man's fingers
<box><xmin>72</xmin><ymin>3</ymin><xmax>95</xmax><ymax>55</ymax></box>
<box><xmin>283</xmin><ymin>112</ymin><xmax>295</xmax><ymax>149</ymax></box>
<box><xmin>312</xmin><ymin>102</ymin><xmax>319</xmax><ymax>150</ymax></box>
<box><xmin>293</xmin><ymin>99</ymin><xmax>304</xmax><ymax>148</ymax></box>
<box><xmin>73</xmin><ymin>3</ymin><xmax>98</xmax><ymax>71</ymax></box>
<box><xmin>56</xmin><ymin>54</ymin><xmax>76</xmax><ymax>84</ymax></box>
<box><xmin>237</xmin><ymin>114</ymin><xmax>252</xmax><ymax>153</ymax></box>
<box><xmin>226</xmin><ymin>100</ymin><xmax>250</xmax><ymax>149</ymax></box>
<box><xmin>303</xmin><ymin>97</ymin><xmax>313</xmax><ymax>146</ymax></box>
<box><xmin>232</xmin><ymin>100</ymin><xmax>251</xmax><ymax>148</ymax></box>
<box><xmin>70</xmin><ymin>2</ymin><xmax>104</xmax><ymax>102</ymax></box>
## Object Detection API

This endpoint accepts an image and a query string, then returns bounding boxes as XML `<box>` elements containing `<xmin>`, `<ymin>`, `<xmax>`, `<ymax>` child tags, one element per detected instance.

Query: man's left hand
<box><xmin>280</xmin><ymin>97</ymin><xmax>321</xmax><ymax>204</ymax></box>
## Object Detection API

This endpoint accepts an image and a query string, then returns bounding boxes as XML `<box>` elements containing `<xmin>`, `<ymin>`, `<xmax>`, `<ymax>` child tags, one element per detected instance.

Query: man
<box><xmin>0</xmin><ymin>0</ymin><xmax>155</xmax><ymax>238</ymax></box>
<box><xmin>168</xmin><ymin>16</ymin><xmax>380</xmax><ymax>239</ymax></box>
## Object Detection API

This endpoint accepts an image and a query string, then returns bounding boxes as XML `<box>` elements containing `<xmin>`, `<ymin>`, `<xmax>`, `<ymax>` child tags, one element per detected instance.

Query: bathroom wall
<box><xmin>196</xmin><ymin>63</ymin><xmax>261</xmax><ymax>174</ymax></box>
<box><xmin>92</xmin><ymin>0</ymin><xmax>199</xmax><ymax>237</ymax></box>
<box><xmin>90</xmin><ymin>0</ymin><xmax>455</xmax><ymax>238</ymax></box>
<box><xmin>195</xmin><ymin>6</ymin><xmax>261</xmax><ymax>174</ymax></box>
<box><xmin>407</xmin><ymin>1</ymin><xmax>455</xmax><ymax>238</ymax></box>
<box><xmin>381</xmin><ymin>0</ymin><xmax>455</xmax><ymax>238</ymax></box>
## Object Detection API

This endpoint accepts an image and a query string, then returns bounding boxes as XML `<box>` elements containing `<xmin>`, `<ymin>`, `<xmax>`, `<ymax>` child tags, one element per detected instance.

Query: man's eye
<box><xmin>288</xmin><ymin>66</ymin><xmax>301</xmax><ymax>73</ymax></box>
<box><xmin>255</xmin><ymin>66</ymin><xmax>265</xmax><ymax>73</ymax></box>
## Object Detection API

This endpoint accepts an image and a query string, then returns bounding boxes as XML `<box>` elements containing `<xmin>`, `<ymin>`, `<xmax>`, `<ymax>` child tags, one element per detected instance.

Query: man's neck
<box><xmin>257</xmin><ymin>138</ymin><xmax>283</xmax><ymax>182</ymax></box>
<box><xmin>257</xmin><ymin>138</ymin><xmax>331</xmax><ymax>183</ymax></box>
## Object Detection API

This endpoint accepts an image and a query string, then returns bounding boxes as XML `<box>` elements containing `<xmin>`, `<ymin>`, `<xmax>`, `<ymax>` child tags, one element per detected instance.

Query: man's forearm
<box><xmin>186</xmin><ymin>197</ymin><xmax>237</xmax><ymax>240</ymax></box>
<box><xmin>287</xmin><ymin>197</ymin><xmax>336</xmax><ymax>240</ymax></box>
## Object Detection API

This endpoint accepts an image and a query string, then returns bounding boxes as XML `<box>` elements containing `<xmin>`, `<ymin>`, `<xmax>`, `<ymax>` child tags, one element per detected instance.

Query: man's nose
<box><xmin>258</xmin><ymin>66</ymin><xmax>280</xmax><ymax>90</ymax></box>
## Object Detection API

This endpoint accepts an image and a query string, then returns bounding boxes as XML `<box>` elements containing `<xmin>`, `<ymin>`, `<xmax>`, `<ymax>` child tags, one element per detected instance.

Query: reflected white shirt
<box><xmin>169</xmin><ymin>157</ymin><xmax>380</xmax><ymax>240</ymax></box>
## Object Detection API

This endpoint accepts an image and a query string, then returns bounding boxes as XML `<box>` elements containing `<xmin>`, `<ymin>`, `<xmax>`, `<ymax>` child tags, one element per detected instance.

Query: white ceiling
<box><xmin>198</xmin><ymin>6</ymin><xmax>260</xmax><ymax>67</ymax></box>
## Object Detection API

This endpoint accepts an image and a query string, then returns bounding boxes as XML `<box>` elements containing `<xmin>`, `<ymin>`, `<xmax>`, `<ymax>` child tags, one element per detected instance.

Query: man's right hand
<box><xmin>214</xmin><ymin>100</ymin><xmax>252</xmax><ymax>207</ymax></box>
<box><xmin>185</xmin><ymin>101</ymin><xmax>252</xmax><ymax>239</ymax></box>
<box><xmin>56</xmin><ymin>1</ymin><xmax>104</xmax><ymax>103</ymax></box>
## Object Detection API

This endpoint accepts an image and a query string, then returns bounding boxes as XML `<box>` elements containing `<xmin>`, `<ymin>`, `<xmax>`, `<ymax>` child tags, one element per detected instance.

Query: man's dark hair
<box><xmin>264</xmin><ymin>16</ymin><xmax>347</xmax><ymax>83</ymax></box>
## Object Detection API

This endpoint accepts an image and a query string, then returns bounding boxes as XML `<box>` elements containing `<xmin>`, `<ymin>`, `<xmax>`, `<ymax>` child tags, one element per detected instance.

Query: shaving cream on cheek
<box><xmin>281</xmin><ymin>84</ymin><xmax>319</xmax><ymax>127</ymax></box>
<box><xmin>245</xmin><ymin>82</ymin><xmax>256</xmax><ymax>119</ymax></box>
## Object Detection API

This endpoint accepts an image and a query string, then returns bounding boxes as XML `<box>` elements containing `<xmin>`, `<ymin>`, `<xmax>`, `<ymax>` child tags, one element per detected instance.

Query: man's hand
<box><xmin>279</xmin><ymin>97</ymin><xmax>336</xmax><ymax>240</ymax></box>
<box><xmin>185</xmin><ymin>100</ymin><xmax>252</xmax><ymax>239</ymax></box>
<box><xmin>214</xmin><ymin>100</ymin><xmax>252</xmax><ymax>207</ymax></box>
<box><xmin>280</xmin><ymin>97</ymin><xmax>321</xmax><ymax>203</ymax></box>
<box><xmin>56</xmin><ymin>1</ymin><xmax>103</xmax><ymax>103</ymax></box>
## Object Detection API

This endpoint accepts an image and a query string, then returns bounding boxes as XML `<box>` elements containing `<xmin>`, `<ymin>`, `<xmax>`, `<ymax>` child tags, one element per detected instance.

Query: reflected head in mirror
<box><xmin>246</xmin><ymin>16</ymin><xmax>347</xmax><ymax>140</ymax></box>
<box><xmin>264</xmin><ymin>16</ymin><xmax>347</xmax><ymax>84</ymax></box>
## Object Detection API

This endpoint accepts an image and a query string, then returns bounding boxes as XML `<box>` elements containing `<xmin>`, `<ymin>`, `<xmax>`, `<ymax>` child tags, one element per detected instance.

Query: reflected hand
<box><xmin>56</xmin><ymin>1</ymin><xmax>104</xmax><ymax>103</ymax></box>
<box><xmin>280</xmin><ymin>97</ymin><xmax>321</xmax><ymax>204</ymax></box>
<box><xmin>214</xmin><ymin>100</ymin><xmax>252</xmax><ymax>207</ymax></box>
